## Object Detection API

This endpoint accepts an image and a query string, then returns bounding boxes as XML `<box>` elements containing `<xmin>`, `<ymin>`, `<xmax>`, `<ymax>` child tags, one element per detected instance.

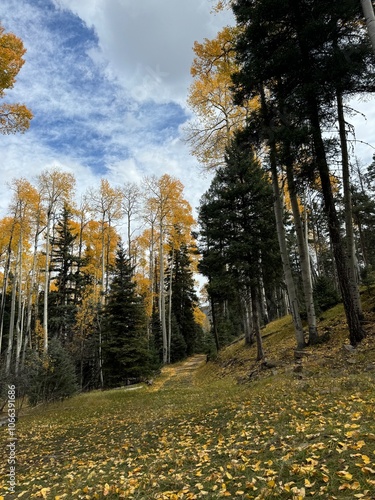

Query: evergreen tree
<box><xmin>231</xmin><ymin>0</ymin><xmax>375</xmax><ymax>345</ymax></box>
<box><xmin>198</xmin><ymin>133</ymin><xmax>281</xmax><ymax>356</ymax></box>
<box><xmin>102</xmin><ymin>241</ymin><xmax>151</xmax><ymax>387</ymax></box>
<box><xmin>168</xmin><ymin>244</ymin><xmax>201</xmax><ymax>359</ymax></box>
<box><xmin>49</xmin><ymin>204</ymin><xmax>87</xmax><ymax>344</ymax></box>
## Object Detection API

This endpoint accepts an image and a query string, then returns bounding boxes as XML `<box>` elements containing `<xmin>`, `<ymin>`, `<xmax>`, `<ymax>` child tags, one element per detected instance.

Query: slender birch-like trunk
<box><xmin>167</xmin><ymin>244</ymin><xmax>174</xmax><ymax>365</ymax></box>
<box><xmin>269</xmin><ymin>146</ymin><xmax>305</xmax><ymax>349</ymax></box>
<box><xmin>361</xmin><ymin>0</ymin><xmax>375</xmax><ymax>54</ymax></box>
<box><xmin>336</xmin><ymin>90</ymin><xmax>363</xmax><ymax>319</ymax></box>
<box><xmin>15</xmin><ymin>233</ymin><xmax>24</xmax><ymax>375</ymax></box>
<box><xmin>5</xmin><ymin>265</ymin><xmax>18</xmax><ymax>375</ymax></box>
<box><xmin>159</xmin><ymin>223</ymin><xmax>168</xmax><ymax>364</ymax></box>
<box><xmin>43</xmin><ymin>213</ymin><xmax>51</xmax><ymax>353</ymax></box>
<box><xmin>285</xmin><ymin>152</ymin><xmax>318</xmax><ymax>344</ymax></box>
<box><xmin>24</xmin><ymin>215</ymin><xmax>42</xmax><ymax>360</ymax></box>
<box><xmin>250</xmin><ymin>285</ymin><xmax>264</xmax><ymax>361</ymax></box>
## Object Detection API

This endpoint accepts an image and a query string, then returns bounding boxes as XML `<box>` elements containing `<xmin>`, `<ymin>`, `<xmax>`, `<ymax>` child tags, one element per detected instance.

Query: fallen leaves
<box><xmin>0</xmin><ymin>349</ymin><xmax>374</xmax><ymax>500</ymax></box>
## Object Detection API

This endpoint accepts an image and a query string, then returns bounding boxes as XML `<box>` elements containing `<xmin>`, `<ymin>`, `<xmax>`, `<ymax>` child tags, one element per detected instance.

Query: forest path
<box><xmin>149</xmin><ymin>354</ymin><xmax>207</xmax><ymax>391</ymax></box>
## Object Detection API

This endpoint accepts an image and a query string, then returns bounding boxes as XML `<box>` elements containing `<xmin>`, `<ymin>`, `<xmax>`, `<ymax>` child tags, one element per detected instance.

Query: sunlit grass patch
<box><xmin>1</xmin><ymin>297</ymin><xmax>375</xmax><ymax>499</ymax></box>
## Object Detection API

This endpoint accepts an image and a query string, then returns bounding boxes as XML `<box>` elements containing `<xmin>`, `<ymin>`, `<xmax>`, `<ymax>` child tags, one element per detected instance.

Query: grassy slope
<box><xmin>1</xmin><ymin>291</ymin><xmax>375</xmax><ymax>499</ymax></box>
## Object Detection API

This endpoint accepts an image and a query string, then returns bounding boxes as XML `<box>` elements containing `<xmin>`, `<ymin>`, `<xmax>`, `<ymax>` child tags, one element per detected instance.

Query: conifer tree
<box><xmin>231</xmin><ymin>0</ymin><xmax>373</xmax><ymax>345</ymax></box>
<box><xmin>49</xmin><ymin>204</ymin><xmax>86</xmax><ymax>343</ymax></box>
<box><xmin>102</xmin><ymin>241</ymin><xmax>151</xmax><ymax>387</ymax></box>
<box><xmin>168</xmin><ymin>243</ymin><xmax>201</xmax><ymax>359</ymax></box>
<box><xmin>199</xmin><ymin>132</ymin><xmax>281</xmax><ymax>357</ymax></box>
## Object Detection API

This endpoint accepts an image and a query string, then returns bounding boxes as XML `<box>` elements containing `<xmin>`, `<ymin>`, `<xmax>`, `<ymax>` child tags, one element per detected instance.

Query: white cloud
<box><xmin>52</xmin><ymin>0</ymin><xmax>234</xmax><ymax>104</ymax></box>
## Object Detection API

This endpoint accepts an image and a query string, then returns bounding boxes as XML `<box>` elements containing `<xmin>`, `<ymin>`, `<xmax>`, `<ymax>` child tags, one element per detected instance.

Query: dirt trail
<box><xmin>150</xmin><ymin>354</ymin><xmax>207</xmax><ymax>391</ymax></box>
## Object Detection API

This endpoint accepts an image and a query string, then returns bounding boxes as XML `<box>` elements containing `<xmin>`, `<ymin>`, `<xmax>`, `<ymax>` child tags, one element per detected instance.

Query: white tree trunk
<box><xmin>159</xmin><ymin>225</ymin><xmax>168</xmax><ymax>364</ymax></box>
<box><xmin>361</xmin><ymin>0</ymin><xmax>375</xmax><ymax>54</ymax></box>
<box><xmin>286</xmin><ymin>165</ymin><xmax>318</xmax><ymax>344</ymax></box>
<box><xmin>5</xmin><ymin>268</ymin><xmax>18</xmax><ymax>375</ymax></box>
<box><xmin>15</xmin><ymin>235</ymin><xmax>24</xmax><ymax>375</ymax></box>
<box><xmin>43</xmin><ymin>215</ymin><xmax>51</xmax><ymax>353</ymax></box>
<box><xmin>270</xmin><ymin>153</ymin><xmax>305</xmax><ymax>349</ymax></box>
<box><xmin>167</xmin><ymin>244</ymin><xmax>174</xmax><ymax>364</ymax></box>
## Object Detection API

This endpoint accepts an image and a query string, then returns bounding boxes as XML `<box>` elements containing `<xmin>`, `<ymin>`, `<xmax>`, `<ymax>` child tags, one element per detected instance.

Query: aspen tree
<box><xmin>361</xmin><ymin>0</ymin><xmax>375</xmax><ymax>54</ymax></box>
<box><xmin>122</xmin><ymin>182</ymin><xmax>141</xmax><ymax>265</ymax></box>
<box><xmin>186</xmin><ymin>27</ymin><xmax>252</xmax><ymax>170</ymax></box>
<box><xmin>38</xmin><ymin>169</ymin><xmax>75</xmax><ymax>353</ymax></box>
<box><xmin>0</xmin><ymin>23</ymin><xmax>32</xmax><ymax>134</ymax></box>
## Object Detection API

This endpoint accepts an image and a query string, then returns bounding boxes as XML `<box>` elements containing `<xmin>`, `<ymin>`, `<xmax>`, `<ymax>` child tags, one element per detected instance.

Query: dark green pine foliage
<box><xmin>102</xmin><ymin>241</ymin><xmax>151</xmax><ymax>387</ymax></box>
<box><xmin>168</xmin><ymin>244</ymin><xmax>202</xmax><ymax>360</ymax></box>
<box><xmin>220</xmin><ymin>133</ymin><xmax>280</xmax><ymax>290</ymax></box>
<box><xmin>352</xmin><ymin>158</ymin><xmax>375</xmax><ymax>271</ymax></box>
<box><xmin>199</xmin><ymin>132</ymin><xmax>281</xmax><ymax>346</ymax></box>
<box><xmin>199</xmin><ymin>165</ymin><xmax>245</xmax><ymax>348</ymax></box>
<box><xmin>231</xmin><ymin>0</ymin><xmax>374</xmax><ymax>345</ymax></box>
<box><xmin>49</xmin><ymin>204</ymin><xmax>87</xmax><ymax>344</ymax></box>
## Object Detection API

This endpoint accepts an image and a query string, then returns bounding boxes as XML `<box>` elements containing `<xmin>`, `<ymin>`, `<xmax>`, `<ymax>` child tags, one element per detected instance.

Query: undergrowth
<box><xmin>1</xmin><ymin>290</ymin><xmax>375</xmax><ymax>499</ymax></box>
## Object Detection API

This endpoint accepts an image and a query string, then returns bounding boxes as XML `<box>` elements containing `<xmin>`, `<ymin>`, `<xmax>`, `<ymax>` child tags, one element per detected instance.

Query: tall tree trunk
<box><xmin>269</xmin><ymin>145</ymin><xmax>305</xmax><ymax>349</ymax></box>
<box><xmin>15</xmin><ymin>234</ymin><xmax>23</xmax><ymax>375</ymax></box>
<box><xmin>97</xmin><ymin>311</ymin><xmax>104</xmax><ymax>387</ymax></box>
<box><xmin>336</xmin><ymin>90</ymin><xmax>363</xmax><ymax>319</ymax></box>
<box><xmin>290</xmin><ymin>0</ymin><xmax>365</xmax><ymax>345</ymax></box>
<box><xmin>259</xmin><ymin>85</ymin><xmax>305</xmax><ymax>348</ymax></box>
<box><xmin>43</xmin><ymin>214</ymin><xmax>51</xmax><ymax>353</ymax></box>
<box><xmin>210</xmin><ymin>293</ymin><xmax>220</xmax><ymax>353</ymax></box>
<box><xmin>5</xmin><ymin>269</ymin><xmax>18</xmax><ymax>375</ymax></box>
<box><xmin>159</xmin><ymin>224</ymin><xmax>168</xmax><ymax>364</ymax></box>
<box><xmin>307</xmin><ymin>93</ymin><xmax>365</xmax><ymax>345</ymax></box>
<box><xmin>242</xmin><ymin>291</ymin><xmax>254</xmax><ymax>345</ymax></box>
<box><xmin>258</xmin><ymin>254</ymin><xmax>269</xmax><ymax>325</ymax></box>
<box><xmin>284</xmin><ymin>148</ymin><xmax>318</xmax><ymax>344</ymax></box>
<box><xmin>167</xmin><ymin>244</ymin><xmax>174</xmax><ymax>364</ymax></box>
<box><xmin>25</xmin><ymin>217</ymin><xmax>41</xmax><ymax>360</ymax></box>
<box><xmin>250</xmin><ymin>285</ymin><xmax>264</xmax><ymax>361</ymax></box>
<box><xmin>361</xmin><ymin>0</ymin><xmax>375</xmax><ymax>54</ymax></box>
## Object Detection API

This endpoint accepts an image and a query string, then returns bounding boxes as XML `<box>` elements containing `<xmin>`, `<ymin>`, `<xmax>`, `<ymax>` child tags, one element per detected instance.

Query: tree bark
<box><xmin>336</xmin><ymin>90</ymin><xmax>363</xmax><ymax>319</ymax></box>
<box><xmin>306</xmin><ymin>92</ymin><xmax>365</xmax><ymax>345</ymax></box>
<box><xmin>361</xmin><ymin>0</ymin><xmax>375</xmax><ymax>55</ymax></box>
<box><xmin>5</xmin><ymin>268</ymin><xmax>17</xmax><ymax>375</ymax></box>
<box><xmin>159</xmin><ymin>224</ymin><xmax>168</xmax><ymax>364</ymax></box>
<box><xmin>250</xmin><ymin>285</ymin><xmax>264</xmax><ymax>361</ymax></box>
<box><xmin>284</xmin><ymin>148</ymin><xmax>318</xmax><ymax>344</ymax></box>
<box><xmin>167</xmin><ymin>244</ymin><xmax>174</xmax><ymax>364</ymax></box>
<box><xmin>269</xmin><ymin>144</ymin><xmax>306</xmax><ymax>349</ymax></box>
<box><xmin>43</xmin><ymin>213</ymin><xmax>51</xmax><ymax>353</ymax></box>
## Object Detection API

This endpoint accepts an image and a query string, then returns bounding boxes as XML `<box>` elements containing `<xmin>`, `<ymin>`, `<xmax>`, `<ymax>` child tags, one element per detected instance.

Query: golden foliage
<box><xmin>186</xmin><ymin>27</ymin><xmax>258</xmax><ymax>170</ymax></box>
<box><xmin>0</xmin><ymin>23</ymin><xmax>32</xmax><ymax>133</ymax></box>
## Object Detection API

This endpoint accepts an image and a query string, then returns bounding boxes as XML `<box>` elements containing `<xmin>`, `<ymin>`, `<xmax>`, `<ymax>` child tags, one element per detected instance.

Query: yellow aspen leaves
<box><xmin>0</xmin><ymin>24</ymin><xmax>33</xmax><ymax>134</ymax></box>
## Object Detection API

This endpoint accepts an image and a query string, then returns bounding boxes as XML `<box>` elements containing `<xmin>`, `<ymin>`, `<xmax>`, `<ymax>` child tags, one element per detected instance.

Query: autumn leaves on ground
<box><xmin>1</xmin><ymin>292</ymin><xmax>375</xmax><ymax>500</ymax></box>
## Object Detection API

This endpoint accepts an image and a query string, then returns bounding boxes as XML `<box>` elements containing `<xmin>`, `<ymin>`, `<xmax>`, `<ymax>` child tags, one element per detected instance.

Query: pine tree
<box><xmin>48</xmin><ymin>204</ymin><xmax>86</xmax><ymax>344</ymax></box>
<box><xmin>168</xmin><ymin>244</ymin><xmax>201</xmax><ymax>359</ymax></box>
<box><xmin>198</xmin><ymin>132</ymin><xmax>281</xmax><ymax>357</ymax></box>
<box><xmin>102</xmin><ymin>241</ymin><xmax>151</xmax><ymax>387</ymax></box>
<box><xmin>231</xmin><ymin>0</ymin><xmax>374</xmax><ymax>345</ymax></box>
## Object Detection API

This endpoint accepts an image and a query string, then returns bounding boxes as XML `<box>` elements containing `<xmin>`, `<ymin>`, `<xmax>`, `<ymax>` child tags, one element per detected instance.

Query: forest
<box><xmin>1</xmin><ymin>0</ymin><xmax>375</xmax><ymax>407</ymax></box>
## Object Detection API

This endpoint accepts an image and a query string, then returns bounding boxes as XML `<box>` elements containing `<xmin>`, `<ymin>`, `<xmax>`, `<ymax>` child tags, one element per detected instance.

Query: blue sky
<box><xmin>0</xmin><ymin>0</ymin><xmax>233</xmax><ymax>215</ymax></box>
<box><xmin>1</xmin><ymin>0</ymin><xmax>375</xmax><ymax>222</ymax></box>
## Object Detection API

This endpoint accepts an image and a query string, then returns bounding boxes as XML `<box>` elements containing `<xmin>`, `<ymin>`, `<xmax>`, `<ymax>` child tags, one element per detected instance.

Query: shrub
<box><xmin>313</xmin><ymin>275</ymin><xmax>341</xmax><ymax>314</ymax></box>
<box><xmin>26</xmin><ymin>338</ymin><xmax>78</xmax><ymax>406</ymax></box>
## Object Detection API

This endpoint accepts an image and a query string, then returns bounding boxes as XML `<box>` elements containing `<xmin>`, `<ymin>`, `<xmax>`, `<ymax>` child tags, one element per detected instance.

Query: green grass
<box><xmin>1</xmin><ymin>297</ymin><xmax>375</xmax><ymax>499</ymax></box>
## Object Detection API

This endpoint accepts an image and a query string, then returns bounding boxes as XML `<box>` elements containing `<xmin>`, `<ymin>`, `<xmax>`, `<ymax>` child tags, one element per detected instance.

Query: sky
<box><xmin>0</xmin><ymin>0</ymin><xmax>233</xmax><ymax>219</ymax></box>
<box><xmin>1</xmin><ymin>0</ymin><xmax>375</xmax><ymax>225</ymax></box>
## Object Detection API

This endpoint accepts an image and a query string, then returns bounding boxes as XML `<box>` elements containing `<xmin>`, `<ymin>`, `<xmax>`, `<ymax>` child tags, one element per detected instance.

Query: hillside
<box><xmin>1</xmin><ymin>290</ymin><xmax>375</xmax><ymax>499</ymax></box>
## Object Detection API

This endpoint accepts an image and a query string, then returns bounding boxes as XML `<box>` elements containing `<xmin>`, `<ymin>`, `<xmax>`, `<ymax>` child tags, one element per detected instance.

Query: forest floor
<box><xmin>1</xmin><ymin>290</ymin><xmax>375</xmax><ymax>499</ymax></box>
